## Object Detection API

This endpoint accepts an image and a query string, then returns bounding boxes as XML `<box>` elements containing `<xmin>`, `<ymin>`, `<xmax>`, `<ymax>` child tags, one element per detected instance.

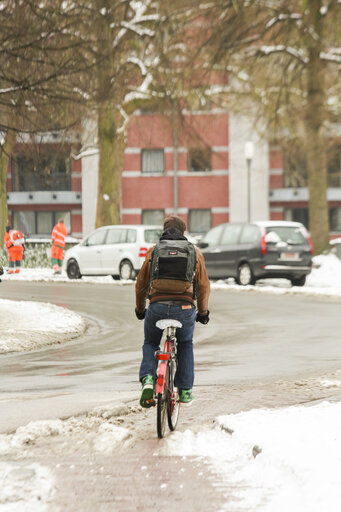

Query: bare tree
<box><xmin>196</xmin><ymin>0</ymin><xmax>341</xmax><ymax>253</ymax></box>
<box><xmin>0</xmin><ymin>0</ymin><xmax>90</xmax><ymax>243</ymax></box>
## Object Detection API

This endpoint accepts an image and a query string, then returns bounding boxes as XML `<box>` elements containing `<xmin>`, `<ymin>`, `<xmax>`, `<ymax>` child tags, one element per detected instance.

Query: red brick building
<box><xmin>7</xmin><ymin>135</ymin><xmax>83</xmax><ymax>238</ymax></box>
<box><xmin>269</xmin><ymin>143</ymin><xmax>341</xmax><ymax>239</ymax></box>
<box><xmin>121</xmin><ymin>110</ymin><xmax>230</xmax><ymax>234</ymax></box>
<box><xmin>5</xmin><ymin>113</ymin><xmax>341</xmax><ymax>239</ymax></box>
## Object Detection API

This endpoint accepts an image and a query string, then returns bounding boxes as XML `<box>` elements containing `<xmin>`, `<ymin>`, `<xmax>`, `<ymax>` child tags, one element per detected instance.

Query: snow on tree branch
<box><xmin>120</xmin><ymin>20</ymin><xmax>154</xmax><ymax>38</ymax></box>
<box><xmin>320</xmin><ymin>52</ymin><xmax>341</xmax><ymax>63</ymax></box>
<box><xmin>0</xmin><ymin>85</ymin><xmax>24</xmax><ymax>95</ymax></box>
<box><xmin>127</xmin><ymin>57</ymin><xmax>147</xmax><ymax>76</ymax></box>
<box><xmin>266</xmin><ymin>13</ymin><xmax>302</xmax><ymax>29</ymax></box>
<box><xmin>254</xmin><ymin>45</ymin><xmax>309</xmax><ymax>64</ymax></box>
<box><xmin>123</xmin><ymin>71</ymin><xmax>153</xmax><ymax>104</ymax></box>
<box><xmin>116</xmin><ymin>105</ymin><xmax>129</xmax><ymax>135</ymax></box>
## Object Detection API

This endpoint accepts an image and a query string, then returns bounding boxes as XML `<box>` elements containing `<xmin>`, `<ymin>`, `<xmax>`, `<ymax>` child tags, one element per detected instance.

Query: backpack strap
<box><xmin>192</xmin><ymin>248</ymin><xmax>198</xmax><ymax>299</ymax></box>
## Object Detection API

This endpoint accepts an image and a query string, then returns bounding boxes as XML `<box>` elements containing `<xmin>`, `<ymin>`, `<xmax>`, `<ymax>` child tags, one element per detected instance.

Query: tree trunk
<box><xmin>95</xmin><ymin>102</ymin><xmax>125</xmax><ymax>228</ymax></box>
<box><xmin>172</xmin><ymin>103</ymin><xmax>179</xmax><ymax>215</ymax></box>
<box><xmin>305</xmin><ymin>0</ymin><xmax>329</xmax><ymax>254</ymax></box>
<box><xmin>0</xmin><ymin>130</ymin><xmax>16</xmax><ymax>248</ymax></box>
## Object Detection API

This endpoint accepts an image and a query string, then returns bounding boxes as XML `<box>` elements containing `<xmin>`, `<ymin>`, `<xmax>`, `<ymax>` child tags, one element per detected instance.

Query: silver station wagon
<box><xmin>63</xmin><ymin>225</ymin><xmax>162</xmax><ymax>280</ymax></box>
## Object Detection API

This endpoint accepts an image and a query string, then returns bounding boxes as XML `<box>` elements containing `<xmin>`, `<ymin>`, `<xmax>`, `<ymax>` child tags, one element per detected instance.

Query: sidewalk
<box><xmin>2</xmin><ymin>376</ymin><xmax>341</xmax><ymax>511</ymax></box>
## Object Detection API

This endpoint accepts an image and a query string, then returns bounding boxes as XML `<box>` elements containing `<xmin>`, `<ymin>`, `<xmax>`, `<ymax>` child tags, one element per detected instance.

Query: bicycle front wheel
<box><xmin>167</xmin><ymin>359</ymin><xmax>180</xmax><ymax>431</ymax></box>
<box><xmin>157</xmin><ymin>364</ymin><xmax>168</xmax><ymax>439</ymax></box>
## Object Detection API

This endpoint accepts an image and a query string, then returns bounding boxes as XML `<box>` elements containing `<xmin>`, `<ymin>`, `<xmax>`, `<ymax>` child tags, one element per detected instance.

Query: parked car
<box><xmin>197</xmin><ymin>221</ymin><xmax>314</xmax><ymax>286</ymax></box>
<box><xmin>63</xmin><ymin>225</ymin><xmax>162</xmax><ymax>280</ymax></box>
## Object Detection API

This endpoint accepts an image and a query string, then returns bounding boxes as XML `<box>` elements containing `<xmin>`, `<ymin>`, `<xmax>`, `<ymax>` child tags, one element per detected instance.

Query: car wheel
<box><xmin>119</xmin><ymin>260</ymin><xmax>135</xmax><ymax>280</ymax></box>
<box><xmin>291</xmin><ymin>275</ymin><xmax>306</xmax><ymax>287</ymax></box>
<box><xmin>237</xmin><ymin>262</ymin><xmax>255</xmax><ymax>286</ymax></box>
<box><xmin>67</xmin><ymin>259</ymin><xmax>81</xmax><ymax>279</ymax></box>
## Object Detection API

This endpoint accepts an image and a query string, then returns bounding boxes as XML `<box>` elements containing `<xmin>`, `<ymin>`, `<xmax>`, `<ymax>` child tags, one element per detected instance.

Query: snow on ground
<box><xmin>0</xmin><ymin>405</ymin><xmax>133</xmax><ymax>511</ymax></box>
<box><xmin>1</xmin><ymin>254</ymin><xmax>341</xmax><ymax>510</ymax></box>
<box><xmin>0</xmin><ymin>406</ymin><xmax>132</xmax><ymax>458</ymax></box>
<box><xmin>0</xmin><ymin>461</ymin><xmax>55</xmax><ymax>512</ymax></box>
<box><xmin>2</xmin><ymin>253</ymin><xmax>341</xmax><ymax>297</ymax></box>
<box><xmin>163</xmin><ymin>400</ymin><xmax>341</xmax><ymax>512</ymax></box>
<box><xmin>0</xmin><ymin>267</ymin><xmax>132</xmax><ymax>285</ymax></box>
<box><xmin>0</xmin><ymin>299</ymin><xmax>86</xmax><ymax>353</ymax></box>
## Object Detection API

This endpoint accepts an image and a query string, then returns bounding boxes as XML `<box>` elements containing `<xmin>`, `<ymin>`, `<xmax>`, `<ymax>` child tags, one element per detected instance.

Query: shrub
<box><xmin>0</xmin><ymin>244</ymin><xmax>52</xmax><ymax>268</ymax></box>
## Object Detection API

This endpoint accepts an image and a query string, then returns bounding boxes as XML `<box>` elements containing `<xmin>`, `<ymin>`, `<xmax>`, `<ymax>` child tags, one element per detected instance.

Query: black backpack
<box><xmin>150</xmin><ymin>239</ymin><xmax>197</xmax><ymax>295</ymax></box>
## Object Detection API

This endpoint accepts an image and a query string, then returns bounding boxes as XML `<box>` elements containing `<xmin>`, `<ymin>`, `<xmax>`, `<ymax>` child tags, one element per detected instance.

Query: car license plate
<box><xmin>280</xmin><ymin>252</ymin><xmax>299</xmax><ymax>261</ymax></box>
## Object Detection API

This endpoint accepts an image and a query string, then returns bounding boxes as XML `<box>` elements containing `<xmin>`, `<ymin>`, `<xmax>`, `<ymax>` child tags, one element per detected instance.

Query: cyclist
<box><xmin>135</xmin><ymin>215</ymin><xmax>210</xmax><ymax>407</ymax></box>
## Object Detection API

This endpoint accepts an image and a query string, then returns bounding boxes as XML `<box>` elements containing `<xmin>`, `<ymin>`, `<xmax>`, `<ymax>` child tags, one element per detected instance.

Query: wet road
<box><xmin>1</xmin><ymin>281</ymin><xmax>341</xmax><ymax>431</ymax></box>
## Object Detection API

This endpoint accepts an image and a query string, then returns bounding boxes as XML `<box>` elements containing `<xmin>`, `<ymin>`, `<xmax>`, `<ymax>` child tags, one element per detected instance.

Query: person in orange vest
<box><xmin>51</xmin><ymin>219</ymin><xmax>68</xmax><ymax>274</ymax></box>
<box><xmin>4</xmin><ymin>225</ymin><xmax>25</xmax><ymax>274</ymax></box>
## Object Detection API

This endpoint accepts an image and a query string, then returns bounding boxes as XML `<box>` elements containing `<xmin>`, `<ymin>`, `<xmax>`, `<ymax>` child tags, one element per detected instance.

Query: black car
<box><xmin>197</xmin><ymin>221</ymin><xmax>314</xmax><ymax>286</ymax></box>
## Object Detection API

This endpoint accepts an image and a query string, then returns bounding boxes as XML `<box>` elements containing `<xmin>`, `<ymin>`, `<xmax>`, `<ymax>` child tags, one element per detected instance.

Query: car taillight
<box><xmin>139</xmin><ymin>247</ymin><xmax>148</xmax><ymax>258</ymax></box>
<box><xmin>260</xmin><ymin>227</ymin><xmax>267</xmax><ymax>255</ymax></box>
<box><xmin>301</xmin><ymin>227</ymin><xmax>314</xmax><ymax>254</ymax></box>
<box><xmin>307</xmin><ymin>234</ymin><xmax>314</xmax><ymax>254</ymax></box>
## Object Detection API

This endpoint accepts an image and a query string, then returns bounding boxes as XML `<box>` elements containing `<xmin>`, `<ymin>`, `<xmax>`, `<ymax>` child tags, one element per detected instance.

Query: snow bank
<box><xmin>0</xmin><ymin>267</ymin><xmax>132</xmax><ymax>284</ymax></box>
<box><xmin>0</xmin><ymin>462</ymin><xmax>55</xmax><ymax>512</ymax></box>
<box><xmin>164</xmin><ymin>400</ymin><xmax>341</xmax><ymax>512</ymax></box>
<box><xmin>0</xmin><ymin>414</ymin><xmax>131</xmax><ymax>458</ymax></box>
<box><xmin>0</xmin><ymin>409</ymin><xmax>132</xmax><ymax>510</ymax></box>
<box><xmin>0</xmin><ymin>299</ymin><xmax>86</xmax><ymax>353</ymax></box>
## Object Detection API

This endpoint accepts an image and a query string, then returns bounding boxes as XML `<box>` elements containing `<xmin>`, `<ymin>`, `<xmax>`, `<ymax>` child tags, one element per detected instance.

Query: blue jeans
<box><xmin>139</xmin><ymin>302</ymin><xmax>197</xmax><ymax>390</ymax></box>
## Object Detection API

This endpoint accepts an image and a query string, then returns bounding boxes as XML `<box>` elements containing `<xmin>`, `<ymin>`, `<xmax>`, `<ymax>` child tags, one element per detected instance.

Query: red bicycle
<box><xmin>153</xmin><ymin>319</ymin><xmax>182</xmax><ymax>438</ymax></box>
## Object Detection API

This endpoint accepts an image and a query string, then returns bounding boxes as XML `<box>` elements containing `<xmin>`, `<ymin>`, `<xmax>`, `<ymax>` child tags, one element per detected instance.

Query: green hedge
<box><xmin>1</xmin><ymin>244</ymin><xmax>52</xmax><ymax>268</ymax></box>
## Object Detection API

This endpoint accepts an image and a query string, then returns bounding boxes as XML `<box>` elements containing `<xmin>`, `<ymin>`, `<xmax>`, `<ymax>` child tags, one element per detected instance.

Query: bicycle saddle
<box><xmin>156</xmin><ymin>319</ymin><xmax>182</xmax><ymax>330</ymax></box>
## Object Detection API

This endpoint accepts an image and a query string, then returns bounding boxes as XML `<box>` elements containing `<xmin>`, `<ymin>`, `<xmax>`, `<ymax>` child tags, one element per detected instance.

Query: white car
<box><xmin>63</xmin><ymin>225</ymin><xmax>162</xmax><ymax>280</ymax></box>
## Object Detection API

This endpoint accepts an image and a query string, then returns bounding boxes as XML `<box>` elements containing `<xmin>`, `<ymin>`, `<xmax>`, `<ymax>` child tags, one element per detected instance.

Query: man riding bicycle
<box><xmin>135</xmin><ymin>215</ymin><xmax>210</xmax><ymax>407</ymax></box>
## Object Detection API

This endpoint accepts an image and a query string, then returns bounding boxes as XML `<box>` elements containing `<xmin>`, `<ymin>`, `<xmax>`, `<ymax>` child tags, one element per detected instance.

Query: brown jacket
<box><xmin>135</xmin><ymin>245</ymin><xmax>210</xmax><ymax>314</ymax></box>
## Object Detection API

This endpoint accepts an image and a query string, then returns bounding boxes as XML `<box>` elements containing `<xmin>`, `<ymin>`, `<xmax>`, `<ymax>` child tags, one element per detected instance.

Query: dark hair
<box><xmin>6</xmin><ymin>225</ymin><xmax>11</xmax><ymax>232</ymax></box>
<box><xmin>163</xmin><ymin>215</ymin><xmax>186</xmax><ymax>234</ymax></box>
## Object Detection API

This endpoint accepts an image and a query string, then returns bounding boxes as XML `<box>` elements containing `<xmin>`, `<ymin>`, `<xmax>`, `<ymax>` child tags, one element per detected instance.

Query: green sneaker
<box><xmin>140</xmin><ymin>375</ymin><xmax>155</xmax><ymax>408</ymax></box>
<box><xmin>179</xmin><ymin>389</ymin><xmax>194</xmax><ymax>405</ymax></box>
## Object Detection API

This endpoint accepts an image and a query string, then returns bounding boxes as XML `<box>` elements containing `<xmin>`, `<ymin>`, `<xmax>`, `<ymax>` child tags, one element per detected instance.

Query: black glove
<box><xmin>196</xmin><ymin>310</ymin><xmax>210</xmax><ymax>325</ymax></box>
<box><xmin>135</xmin><ymin>308</ymin><xmax>146</xmax><ymax>320</ymax></box>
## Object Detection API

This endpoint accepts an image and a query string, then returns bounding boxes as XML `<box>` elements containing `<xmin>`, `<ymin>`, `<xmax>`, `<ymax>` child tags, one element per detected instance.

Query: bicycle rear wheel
<box><xmin>167</xmin><ymin>359</ymin><xmax>180</xmax><ymax>431</ymax></box>
<box><xmin>157</xmin><ymin>364</ymin><xmax>169</xmax><ymax>439</ymax></box>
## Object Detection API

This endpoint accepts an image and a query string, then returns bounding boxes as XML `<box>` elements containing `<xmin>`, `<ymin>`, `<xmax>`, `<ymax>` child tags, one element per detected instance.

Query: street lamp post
<box><xmin>244</xmin><ymin>141</ymin><xmax>254</xmax><ymax>222</ymax></box>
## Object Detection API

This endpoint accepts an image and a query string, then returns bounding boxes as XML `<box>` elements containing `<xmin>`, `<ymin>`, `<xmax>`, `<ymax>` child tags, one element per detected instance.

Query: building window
<box><xmin>282</xmin><ymin>141</ymin><xmax>307</xmax><ymax>188</ymax></box>
<box><xmin>188</xmin><ymin>147</ymin><xmax>212</xmax><ymax>172</ymax></box>
<box><xmin>37</xmin><ymin>211</ymin><xmax>53</xmax><ymax>235</ymax></box>
<box><xmin>188</xmin><ymin>209</ymin><xmax>211</xmax><ymax>234</ymax></box>
<box><xmin>11</xmin><ymin>144</ymin><xmax>71</xmax><ymax>192</ymax></box>
<box><xmin>327</xmin><ymin>143</ymin><xmax>341</xmax><ymax>187</ymax></box>
<box><xmin>12</xmin><ymin>210</ymin><xmax>71</xmax><ymax>236</ymax></box>
<box><xmin>283</xmin><ymin>140</ymin><xmax>341</xmax><ymax>188</ymax></box>
<box><xmin>330</xmin><ymin>208</ymin><xmax>341</xmax><ymax>231</ymax></box>
<box><xmin>141</xmin><ymin>149</ymin><xmax>164</xmax><ymax>174</ymax></box>
<box><xmin>142</xmin><ymin>209</ymin><xmax>164</xmax><ymax>226</ymax></box>
<box><xmin>284</xmin><ymin>207</ymin><xmax>309</xmax><ymax>229</ymax></box>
